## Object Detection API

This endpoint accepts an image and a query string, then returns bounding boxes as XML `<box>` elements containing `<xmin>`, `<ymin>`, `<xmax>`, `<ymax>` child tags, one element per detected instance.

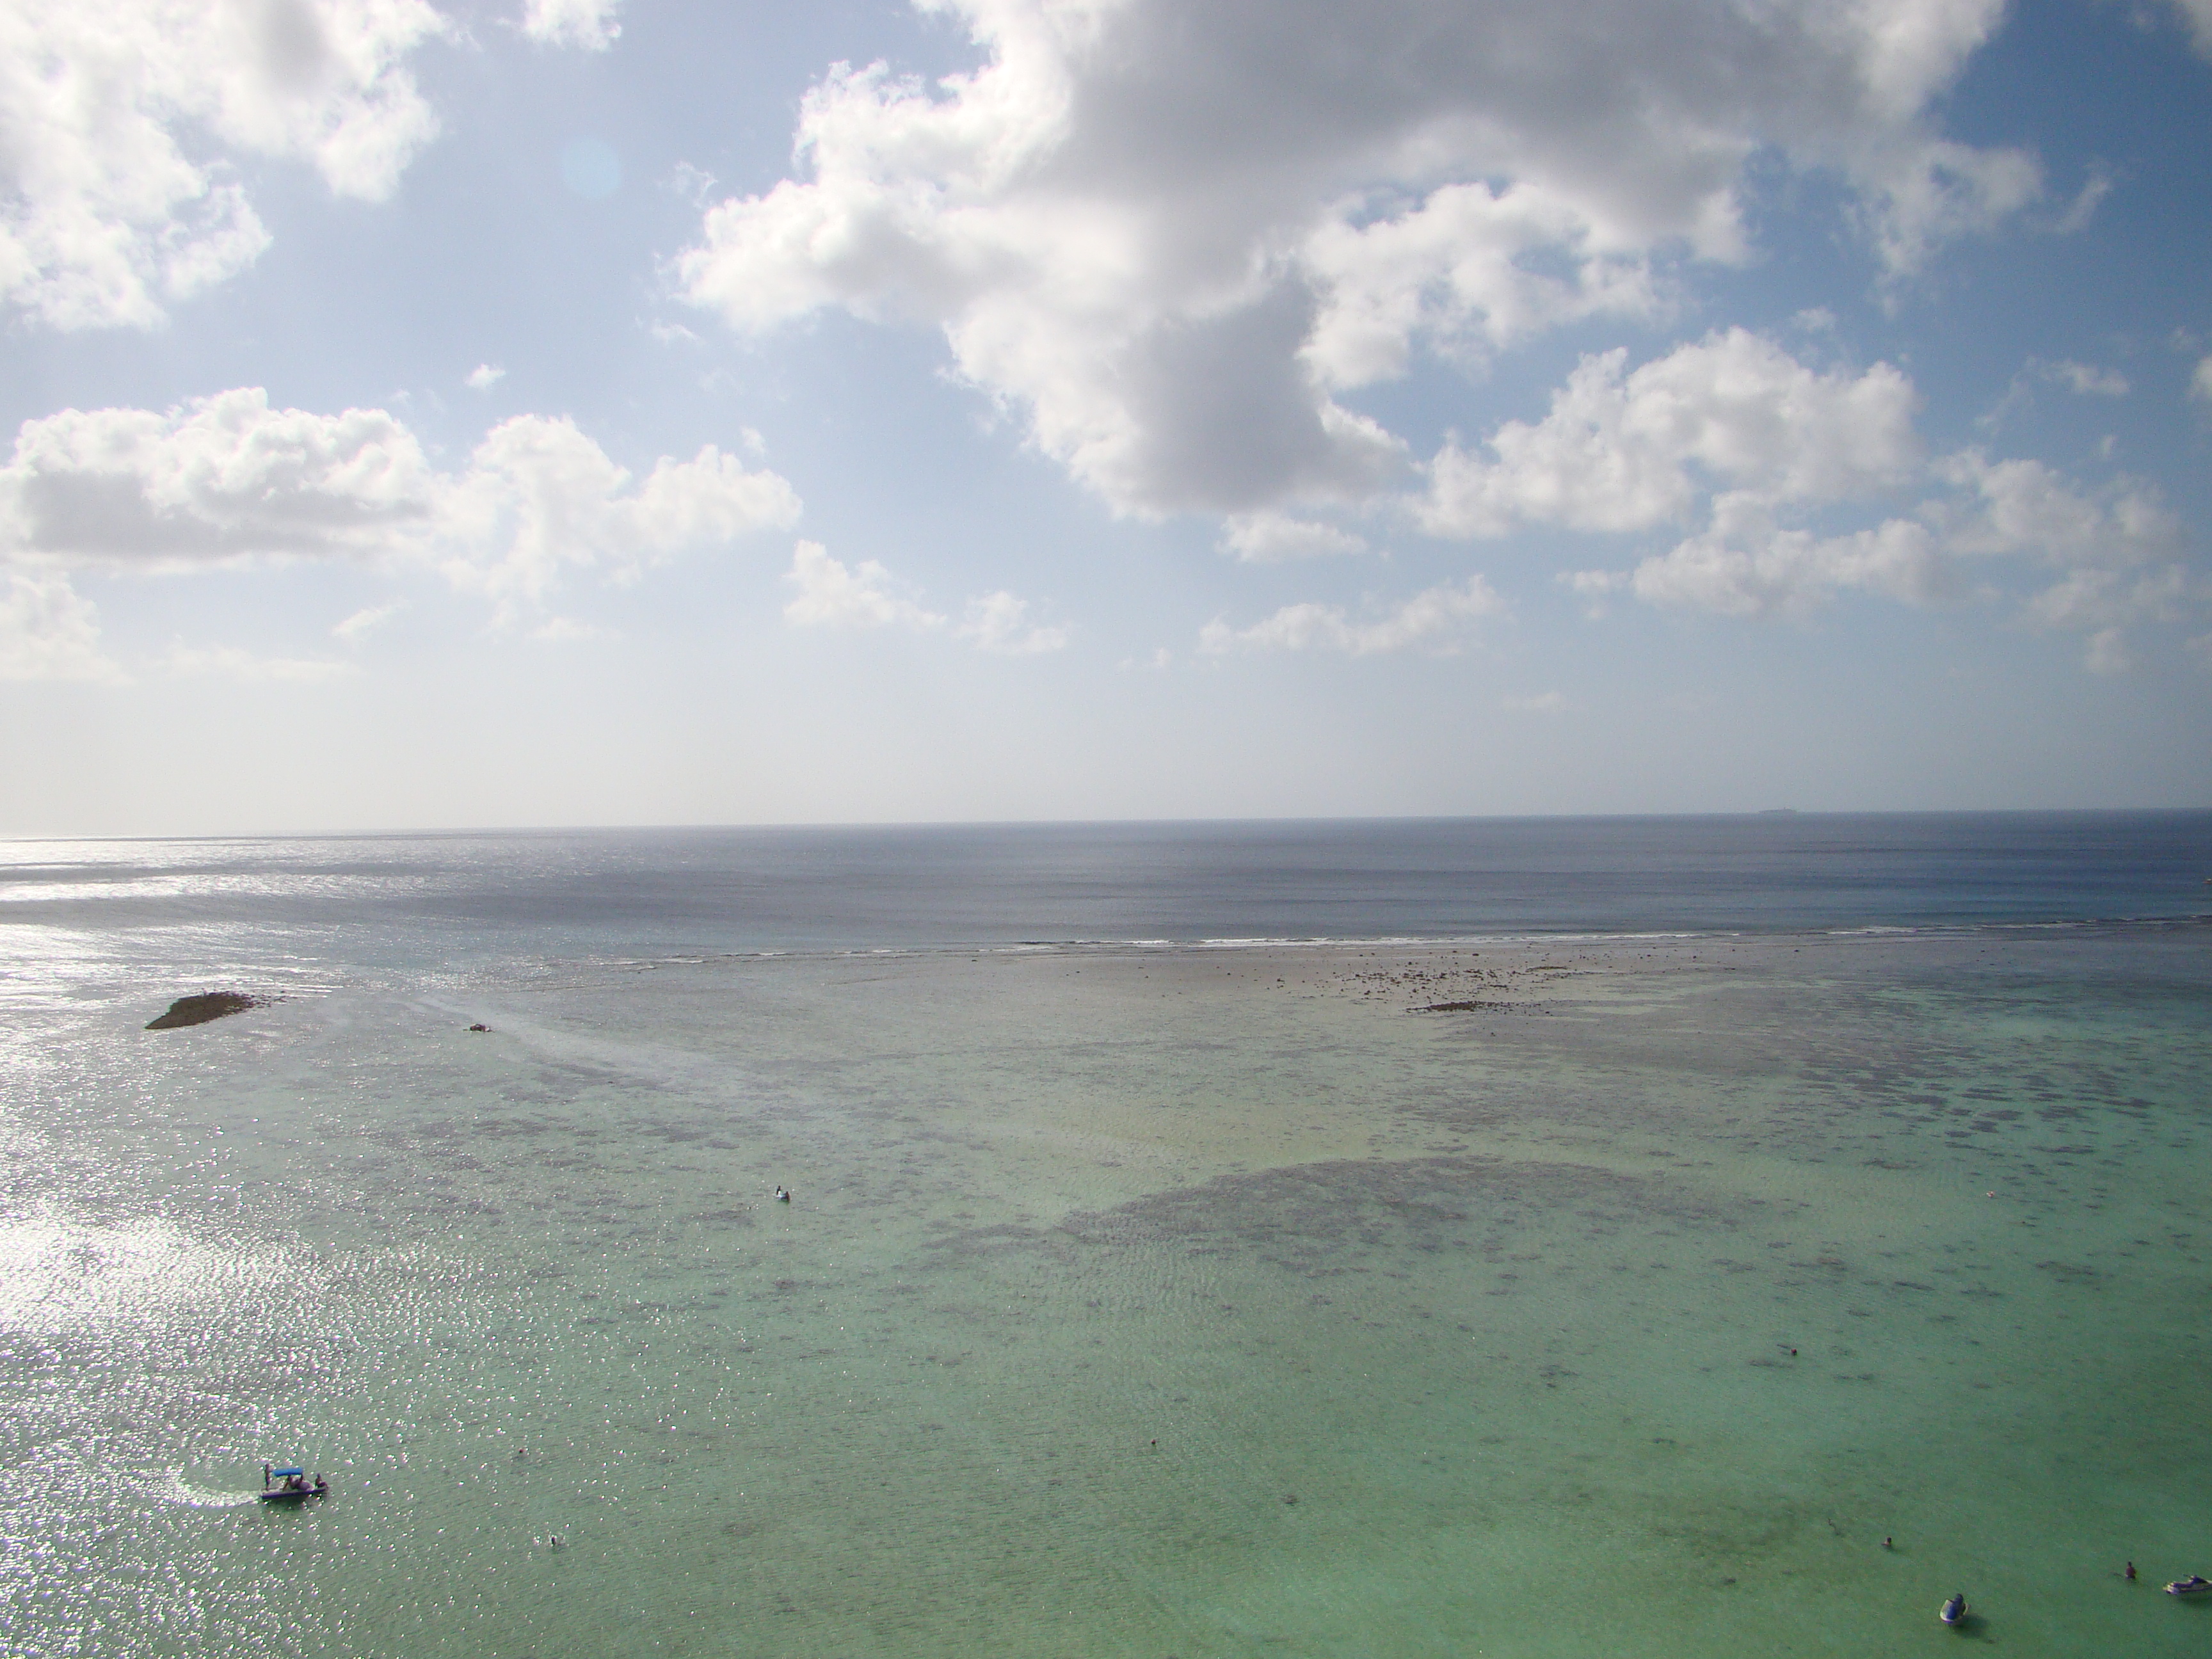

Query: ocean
<box><xmin>1</xmin><ymin>813</ymin><xmax>2208</xmax><ymax>1656</ymax></box>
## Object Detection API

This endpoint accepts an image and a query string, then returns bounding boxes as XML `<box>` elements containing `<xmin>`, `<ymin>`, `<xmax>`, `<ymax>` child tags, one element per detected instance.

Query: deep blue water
<box><xmin>4</xmin><ymin>812</ymin><xmax>2207</xmax><ymax>956</ymax></box>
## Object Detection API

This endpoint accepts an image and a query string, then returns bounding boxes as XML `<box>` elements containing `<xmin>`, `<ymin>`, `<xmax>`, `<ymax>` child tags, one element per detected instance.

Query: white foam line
<box><xmin>156</xmin><ymin>1470</ymin><xmax>259</xmax><ymax>1509</ymax></box>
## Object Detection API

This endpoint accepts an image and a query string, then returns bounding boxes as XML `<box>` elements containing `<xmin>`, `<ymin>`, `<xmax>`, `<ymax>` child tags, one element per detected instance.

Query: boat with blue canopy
<box><xmin>258</xmin><ymin>1467</ymin><xmax>328</xmax><ymax>1504</ymax></box>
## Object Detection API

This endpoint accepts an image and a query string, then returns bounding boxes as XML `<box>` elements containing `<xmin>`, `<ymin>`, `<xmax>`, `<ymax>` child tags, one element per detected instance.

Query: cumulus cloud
<box><xmin>1219</xmin><ymin>511</ymin><xmax>1371</xmax><ymax>563</ymax></box>
<box><xmin>433</xmin><ymin>414</ymin><xmax>802</xmax><ymax>612</ymax></box>
<box><xmin>2021</xmin><ymin>565</ymin><xmax>2190</xmax><ymax>633</ymax></box>
<box><xmin>0</xmin><ymin>573</ymin><xmax>125</xmax><ymax>682</ymax></box>
<box><xmin>781</xmin><ymin>541</ymin><xmax>1066</xmax><ymax>652</ymax></box>
<box><xmin>0</xmin><ymin>390</ymin><xmax>437</xmax><ymax>566</ymax></box>
<box><xmin>782</xmin><ymin>541</ymin><xmax>945</xmax><ymax>632</ymax></box>
<box><xmin>1573</xmin><ymin>443</ymin><xmax>2192</xmax><ymax>656</ymax></box>
<box><xmin>1200</xmin><ymin>576</ymin><xmax>1502</xmax><ymax>656</ymax></box>
<box><xmin>958</xmin><ymin>590</ymin><xmax>1068</xmax><ymax>653</ymax></box>
<box><xmin>1929</xmin><ymin>451</ymin><xmax>2181</xmax><ymax>569</ymax></box>
<box><xmin>1594</xmin><ymin>497</ymin><xmax>1949</xmax><ymax>619</ymax></box>
<box><xmin>466</xmin><ymin>364</ymin><xmax>507</xmax><ymax>390</ymax></box>
<box><xmin>1</xmin><ymin>0</ymin><xmax>449</xmax><ymax>329</ymax></box>
<box><xmin>1855</xmin><ymin>138</ymin><xmax>2040</xmax><ymax>280</ymax></box>
<box><xmin>1422</xmin><ymin>330</ymin><xmax>1920</xmax><ymax>537</ymax></box>
<box><xmin>678</xmin><ymin>0</ymin><xmax>2032</xmax><ymax>517</ymax></box>
<box><xmin>0</xmin><ymin>389</ymin><xmax>803</xmax><ymax>620</ymax></box>
<box><xmin>521</xmin><ymin>0</ymin><xmax>621</xmax><ymax>51</ymax></box>
<box><xmin>1299</xmin><ymin>180</ymin><xmax>1660</xmax><ymax>388</ymax></box>
<box><xmin>1419</xmin><ymin>330</ymin><xmax>2201</xmax><ymax>663</ymax></box>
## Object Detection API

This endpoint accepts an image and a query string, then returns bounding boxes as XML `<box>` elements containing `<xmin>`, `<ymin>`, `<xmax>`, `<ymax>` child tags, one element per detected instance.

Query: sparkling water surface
<box><xmin>2</xmin><ymin>817</ymin><xmax>2208</xmax><ymax>1656</ymax></box>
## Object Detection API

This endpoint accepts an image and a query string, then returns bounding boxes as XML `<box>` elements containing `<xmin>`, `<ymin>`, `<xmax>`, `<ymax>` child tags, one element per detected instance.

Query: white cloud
<box><xmin>1855</xmin><ymin>138</ymin><xmax>2041</xmax><ymax>280</ymax></box>
<box><xmin>2033</xmin><ymin>358</ymin><xmax>2128</xmax><ymax>397</ymax></box>
<box><xmin>1423</xmin><ymin>330</ymin><xmax>1919</xmax><ymax>537</ymax></box>
<box><xmin>678</xmin><ymin>0</ymin><xmax>2030</xmax><ymax>518</ymax></box>
<box><xmin>2193</xmin><ymin>356</ymin><xmax>2212</xmax><ymax>403</ymax></box>
<box><xmin>2168</xmin><ymin>0</ymin><xmax>2212</xmax><ymax>58</ymax></box>
<box><xmin>1219</xmin><ymin>511</ymin><xmax>1370</xmax><ymax>563</ymax></box>
<box><xmin>1573</xmin><ymin>446</ymin><xmax>2192</xmax><ymax>650</ymax></box>
<box><xmin>1930</xmin><ymin>451</ymin><xmax>2181</xmax><ymax>570</ymax></box>
<box><xmin>163</xmin><ymin>643</ymin><xmax>357</xmax><ymax>682</ymax></box>
<box><xmin>958</xmin><ymin>589</ymin><xmax>1067</xmax><ymax>653</ymax></box>
<box><xmin>1438</xmin><ymin>332</ymin><xmax>2200</xmax><ymax>659</ymax></box>
<box><xmin>0</xmin><ymin>389</ymin><xmax>435</xmax><ymax>566</ymax></box>
<box><xmin>466</xmin><ymin>364</ymin><xmax>507</xmax><ymax>390</ymax></box>
<box><xmin>433</xmin><ymin>415</ymin><xmax>803</xmax><ymax>613</ymax></box>
<box><xmin>1604</xmin><ymin>496</ymin><xmax>1949</xmax><ymax>620</ymax></box>
<box><xmin>1200</xmin><ymin>577</ymin><xmax>1502</xmax><ymax>657</ymax></box>
<box><xmin>1980</xmin><ymin>358</ymin><xmax>2129</xmax><ymax>433</ymax></box>
<box><xmin>667</xmin><ymin>162</ymin><xmax>717</xmax><ymax>210</ymax></box>
<box><xmin>332</xmin><ymin>601</ymin><xmax>402</xmax><ymax>641</ymax></box>
<box><xmin>2082</xmin><ymin>627</ymin><xmax>2131</xmax><ymax>677</ymax></box>
<box><xmin>2031</xmin><ymin>562</ymin><xmax>2188</xmax><ymax>622</ymax></box>
<box><xmin>780</xmin><ymin>543</ymin><xmax>1066</xmax><ymax>652</ymax></box>
<box><xmin>0</xmin><ymin>0</ymin><xmax>448</xmax><ymax>329</ymax></box>
<box><xmin>781</xmin><ymin>541</ymin><xmax>945</xmax><ymax>632</ymax></box>
<box><xmin>1299</xmin><ymin>180</ymin><xmax>1660</xmax><ymax>389</ymax></box>
<box><xmin>0</xmin><ymin>572</ymin><xmax>126</xmax><ymax>682</ymax></box>
<box><xmin>520</xmin><ymin>0</ymin><xmax>621</xmax><ymax>51</ymax></box>
<box><xmin>2051</xmin><ymin>172</ymin><xmax>2112</xmax><ymax>236</ymax></box>
<box><xmin>0</xmin><ymin>389</ymin><xmax>803</xmax><ymax>620</ymax></box>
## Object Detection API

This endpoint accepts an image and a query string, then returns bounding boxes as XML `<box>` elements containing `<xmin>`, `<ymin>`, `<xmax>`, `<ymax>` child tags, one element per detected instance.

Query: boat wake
<box><xmin>156</xmin><ymin>1470</ymin><xmax>260</xmax><ymax>1509</ymax></box>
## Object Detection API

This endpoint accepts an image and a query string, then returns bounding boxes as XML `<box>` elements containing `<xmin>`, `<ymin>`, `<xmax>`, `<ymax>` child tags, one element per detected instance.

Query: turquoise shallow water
<box><xmin>2</xmin><ymin>919</ymin><xmax>2209</xmax><ymax>1656</ymax></box>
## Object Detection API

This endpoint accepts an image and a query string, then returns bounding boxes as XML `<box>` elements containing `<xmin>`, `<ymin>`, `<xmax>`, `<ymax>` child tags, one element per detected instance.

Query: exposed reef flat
<box><xmin>145</xmin><ymin>991</ymin><xmax>264</xmax><ymax>1030</ymax></box>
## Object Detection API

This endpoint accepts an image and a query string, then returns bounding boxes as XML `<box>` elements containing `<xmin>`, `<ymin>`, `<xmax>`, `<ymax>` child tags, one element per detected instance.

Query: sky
<box><xmin>2</xmin><ymin>0</ymin><xmax>2209</xmax><ymax>835</ymax></box>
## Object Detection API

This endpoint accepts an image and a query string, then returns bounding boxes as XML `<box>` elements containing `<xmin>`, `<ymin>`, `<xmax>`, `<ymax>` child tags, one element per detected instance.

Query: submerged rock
<box><xmin>145</xmin><ymin>992</ymin><xmax>262</xmax><ymax>1030</ymax></box>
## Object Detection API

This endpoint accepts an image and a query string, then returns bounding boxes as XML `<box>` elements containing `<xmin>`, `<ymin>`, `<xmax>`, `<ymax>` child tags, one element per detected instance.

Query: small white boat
<box><xmin>1939</xmin><ymin>1592</ymin><xmax>1968</xmax><ymax>1626</ymax></box>
<box><xmin>2165</xmin><ymin>1575</ymin><xmax>2212</xmax><ymax>1598</ymax></box>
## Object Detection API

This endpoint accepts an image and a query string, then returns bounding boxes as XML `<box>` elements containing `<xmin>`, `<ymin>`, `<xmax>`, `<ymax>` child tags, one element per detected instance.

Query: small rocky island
<box><xmin>145</xmin><ymin>992</ymin><xmax>264</xmax><ymax>1030</ymax></box>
